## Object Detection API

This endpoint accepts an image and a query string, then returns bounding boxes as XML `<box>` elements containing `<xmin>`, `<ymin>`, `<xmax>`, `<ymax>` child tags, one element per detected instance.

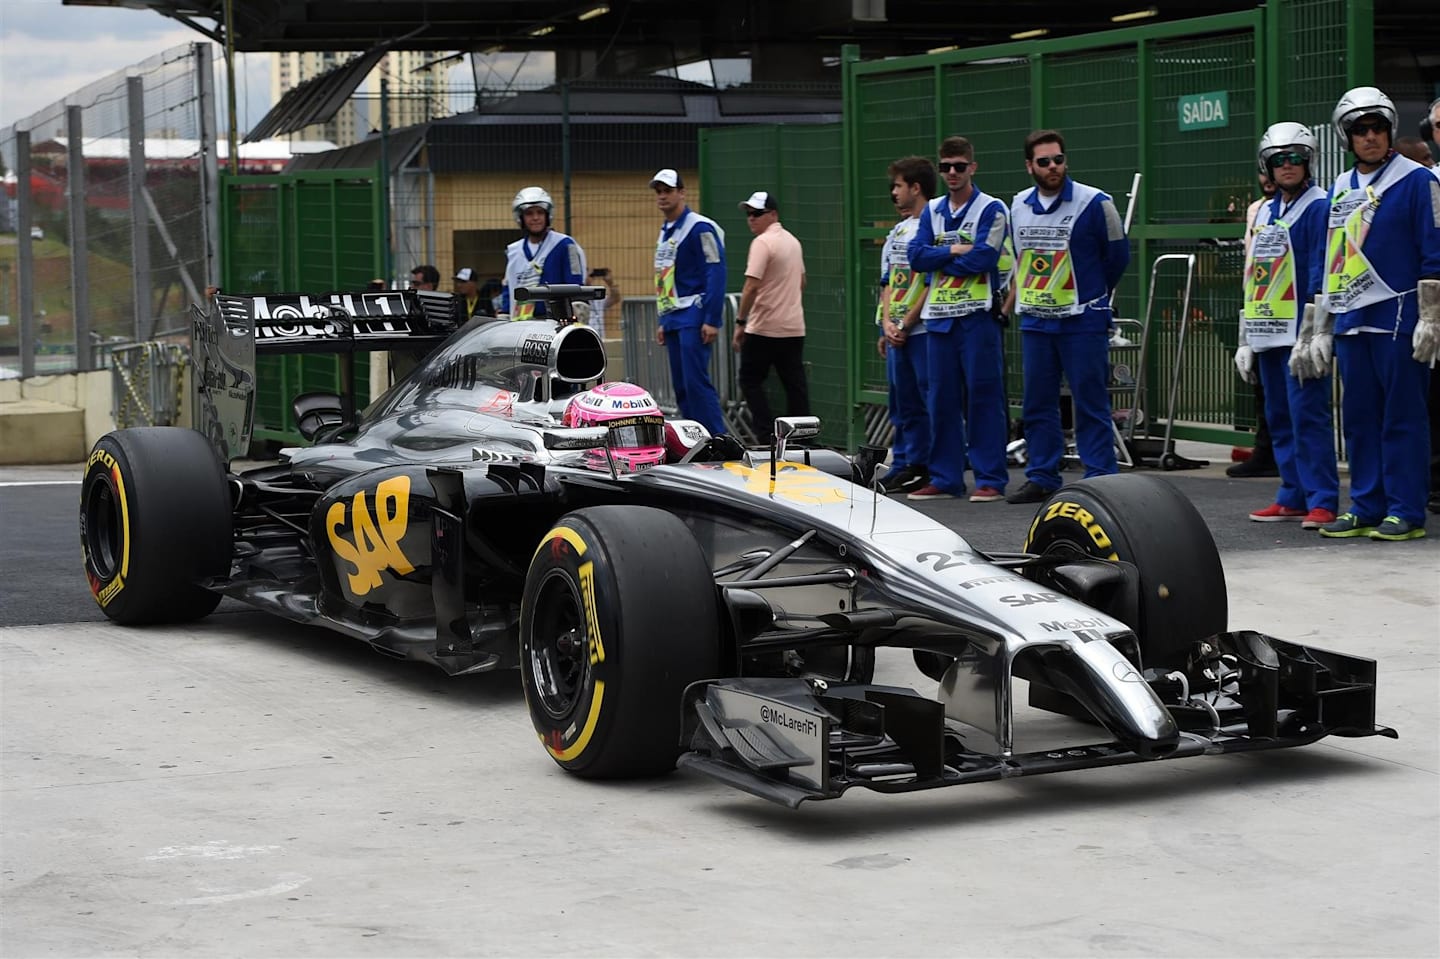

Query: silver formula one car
<box><xmin>79</xmin><ymin>285</ymin><xmax>1394</xmax><ymax>806</ymax></box>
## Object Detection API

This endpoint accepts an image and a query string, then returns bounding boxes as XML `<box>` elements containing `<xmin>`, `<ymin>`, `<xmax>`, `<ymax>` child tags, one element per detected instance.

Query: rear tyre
<box><xmin>521</xmin><ymin>506</ymin><xmax>720</xmax><ymax>778</ymax></box>
<box><xmin>80</xmin><ymin>427</ymin><xmax>232</xmax><ymax>625</ymax></box>
<box><xmin>1022</xmin><ymin>473</ymin><xmax>1226</xmax><ymax>667</ymax></box>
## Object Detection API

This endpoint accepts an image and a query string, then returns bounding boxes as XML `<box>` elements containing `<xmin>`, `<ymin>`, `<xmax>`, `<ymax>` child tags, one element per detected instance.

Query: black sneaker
<box><xmin>1006</xmin><ymin>480</ymin><xmax>1057</xmax><ymax>504</ymax></box>
<box><xmin>878</xmin><ymin>465</ymin><xmax>928</xmax><ymax>494</ymax></box>
<box><xmin>1226</xmin><ymin>457</ymin><xmax>1279</xmax><ymax>478</ymax></box>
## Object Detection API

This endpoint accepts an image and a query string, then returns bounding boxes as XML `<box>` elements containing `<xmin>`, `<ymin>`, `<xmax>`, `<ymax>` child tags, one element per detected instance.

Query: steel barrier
<box><xmin>620</xmin><ymin>293</ymin><xmax>765</xmax><ymax>441</ymax></box>
<box><xmin>109</xmin><ymin>342</ymin><xmax>188</xmax><ymax>428</ymax></box>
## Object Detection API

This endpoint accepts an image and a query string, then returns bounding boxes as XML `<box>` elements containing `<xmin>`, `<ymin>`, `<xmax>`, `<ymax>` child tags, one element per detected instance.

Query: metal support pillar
<box><xmin>67</xmin><ymin>107</ymin><xmax>93</xmax><ymax>370</ymax></box>
<box><xmin>128</xmin><ymin>76</ymin><xmax>153</xmax><ymax>342</ymax></box>
<box><xmin>16</xmin><ymin>131</ymin><xmax>36</xmax><ymax>378</ymax></box>
<box><xmin>196</xmin><ymin>42</ymin><xmax>221</xmax><ymax>295</ymax></box>
<box><xmin>562</xmin><ymin>79</ymin><xmax>572</xmax><ymax>235</ymax></box>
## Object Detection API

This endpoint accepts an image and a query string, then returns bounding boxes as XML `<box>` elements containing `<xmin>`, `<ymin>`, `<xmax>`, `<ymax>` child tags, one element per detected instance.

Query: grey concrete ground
<box><xmin>2</xmin><ymin>452</ymin><xmax>1438</xmax><ymax>957</ymax></box>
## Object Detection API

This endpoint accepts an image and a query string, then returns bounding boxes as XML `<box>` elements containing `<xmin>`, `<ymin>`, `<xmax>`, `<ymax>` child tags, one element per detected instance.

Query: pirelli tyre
<box><xmin>81</xmin><ymin>427</ymin><xmax>232</xmax><ymax>625</ymax></box>
<box><xmin>1022</xmin><ymin>473</ymin><xmax>1227</xmax><ymax>666</ymax></box>
<box><xmin>521</xmin><ymin>505</ymin><xmax>720</xmax><ymax>779</ymax></box>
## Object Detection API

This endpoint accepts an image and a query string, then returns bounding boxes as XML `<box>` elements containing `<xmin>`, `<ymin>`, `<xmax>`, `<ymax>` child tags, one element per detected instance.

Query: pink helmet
<box><xmin>562</xmin><ymin>382</ymin><xmax>667</xmax><ymax>472</ymax></box>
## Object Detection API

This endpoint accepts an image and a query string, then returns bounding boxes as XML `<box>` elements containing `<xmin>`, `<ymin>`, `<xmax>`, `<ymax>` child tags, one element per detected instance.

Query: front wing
<box><xmin>678</xmin><ymin>631</ymin><xmax>1397</xmax><ymax>808</ymax></box>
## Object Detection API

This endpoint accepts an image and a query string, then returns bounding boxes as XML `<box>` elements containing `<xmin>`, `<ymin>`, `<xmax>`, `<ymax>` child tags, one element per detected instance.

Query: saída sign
<box><xmin>1177</xmin><ymin>91</ymin><xmax>1230</xmax><ymax>131</ymax></box>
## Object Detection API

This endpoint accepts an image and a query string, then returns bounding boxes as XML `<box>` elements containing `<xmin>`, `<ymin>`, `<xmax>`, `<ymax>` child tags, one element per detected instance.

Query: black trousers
<box><xmin>738</xmin><ymin>333</ymin><xmax>810</xmax><ymax>436</ymax></box>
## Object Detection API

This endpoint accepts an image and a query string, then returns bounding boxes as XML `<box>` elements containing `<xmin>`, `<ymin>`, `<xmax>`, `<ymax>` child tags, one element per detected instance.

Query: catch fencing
<box><xmin>1</xmin><ymin>43</ymin><xmax>218</xmax><ymax>380</ymax></box>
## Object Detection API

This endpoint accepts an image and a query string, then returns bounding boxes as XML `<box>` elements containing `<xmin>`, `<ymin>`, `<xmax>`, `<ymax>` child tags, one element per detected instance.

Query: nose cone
<box><xmin>1033</xmin><ymin>640</ymin><xmax>1180</xmax><ymax>757</ymax></box>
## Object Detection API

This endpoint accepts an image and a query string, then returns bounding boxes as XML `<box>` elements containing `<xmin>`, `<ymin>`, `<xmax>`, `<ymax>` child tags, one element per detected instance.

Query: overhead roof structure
<box><xmin>242</xmin><ymin>47</ymin><xmax>386</xmax><ymax>141</ymax></box>
<box><xmin>61</xmin><ymin>0</ymin><xmax>1438</xmax><ymax>140</ymax></box>
<box><xmin>65</xmin><ymin>1</ymin><xmax>1285</xmax><ymax>63</ymax></box>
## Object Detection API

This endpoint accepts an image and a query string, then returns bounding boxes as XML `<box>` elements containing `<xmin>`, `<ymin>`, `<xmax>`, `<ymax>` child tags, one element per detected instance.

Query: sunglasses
<box><xmin>1033</xmin><ymin>154</ymin><xmax>1066</xmax><ymax>168</ymax></box>
<box><xmin>938</xmin><ymin>160</ymin><xmax>971</xmax><ymax>173</ymax></box>
<box><xmin>1266</xmin><ymin>151</ymin><xmax>1309</xmax><ymax>169</ymax></box>
<box><xmin>745</xmin><ymin>209</ymin><xmax>770</xmax><ymax>218</ymax></box>
<box><xmin>1349</xmin><ymin>118</ymin><xmax>1390</xmax><ymax>136</ymax></box>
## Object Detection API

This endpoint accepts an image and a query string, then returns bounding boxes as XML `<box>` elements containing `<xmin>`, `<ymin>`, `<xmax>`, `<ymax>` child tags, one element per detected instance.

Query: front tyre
<box><xmin>521</xmin><ymin>506</ymin><xmax>720</xmax><ymax>779</ymax></box>
<box><xmin>80</xmin><ymin>428</ymin><xmax>232</xmax><ymax>625</ymax></box>
<box><xmin>1022</xmin><ymin>473</ymin><xmax>1227</xmax><ymax>667</ymax></box>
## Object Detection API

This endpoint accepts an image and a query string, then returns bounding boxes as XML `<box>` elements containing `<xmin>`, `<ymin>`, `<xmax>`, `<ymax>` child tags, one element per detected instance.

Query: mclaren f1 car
<box><xmin>79</xmin><ymin>284</ymin><xmax>1395</xmax><ymax>806</ymax></box>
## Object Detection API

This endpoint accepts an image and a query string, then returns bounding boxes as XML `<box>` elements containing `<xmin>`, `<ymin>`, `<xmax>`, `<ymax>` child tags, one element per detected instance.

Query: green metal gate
<box><xmin>219</xmin><ymin>168</ymin><xmax>386</xmax><ymax>445</ymax></box>
<box><xmin>840</xmin><ymin>0</ymin><xmax>1367</xmax><ymax>450</ymax></box>
<box><xmin>699</xmin><ymin>123</ymin><xmax>848</xmax><ymax>447</ymax></box>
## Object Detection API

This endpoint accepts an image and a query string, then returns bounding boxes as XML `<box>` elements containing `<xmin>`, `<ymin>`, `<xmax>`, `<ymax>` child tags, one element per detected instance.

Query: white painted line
<box><xmin>0</xmin><ymin>480</ymin><xmax>82</xmax><ymax>487</ymax></box>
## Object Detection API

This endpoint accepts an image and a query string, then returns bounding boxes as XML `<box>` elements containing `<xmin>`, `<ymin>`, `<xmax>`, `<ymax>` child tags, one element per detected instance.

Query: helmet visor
<box><xmin>606</xmin><ymin>416</ymin><xmax>665</xmax><ymax>450</ymax></box>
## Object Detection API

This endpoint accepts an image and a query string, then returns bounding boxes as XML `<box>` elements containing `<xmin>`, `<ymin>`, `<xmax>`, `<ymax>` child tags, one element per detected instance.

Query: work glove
<box><xmin>1289</xmin><ymin>302</ymin><xmax>1318</xmax><ymax>381</ymax></box>
<box><xmin>1414</xmin><ymin>278</ymin><xmax>1440</xmax><ymax>365</ymax></box>
<box><xmin>1307</xmin><ymin>297</ymin><xmax>1334</xmax><ymax>376</ymax></box>
<box><xmin>1233</xmin><ymin>345</ymin><xmax>1257</xmax><ymax>385</ymax></box>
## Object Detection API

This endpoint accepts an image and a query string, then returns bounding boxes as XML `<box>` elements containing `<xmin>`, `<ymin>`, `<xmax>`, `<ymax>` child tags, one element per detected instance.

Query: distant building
<box><xmin>6</xmin><ymin>138</ymin><xmax>337</xmax><ymax>217</ymax></box>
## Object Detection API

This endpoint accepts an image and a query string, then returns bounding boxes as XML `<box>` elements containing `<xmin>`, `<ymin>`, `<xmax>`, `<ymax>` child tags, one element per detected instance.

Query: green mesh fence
<box><xmin>1279</xmin><ymin>0</ymin><xmax>1356</xmax><ymax>122</ymax></box>
<box><xmin>846</xmin><ymin>69</ymin><xmax>936</xmax><ymax>402</ymax></box>
<box><xmin>939</xmin><ymin>61</ymin><xmax>1033</xmax><ymax>203</ymax></box>
<box><xmin>852</xmin><ymin>71</ymin><xmax>936</xmax><ymax>230</ymax></box>
<box><xmin>1149</xmin><ymin>34</ymin><xmax>1260</xmax><ymax>225</ymax></box>
<box><xmin>699</xmin><ymin>123</ymin><xmax>847</xmax><ymax>447</ymax></box>
<box><xmin>221</xmin><ymin>170</ymin><xmax>383</xmax><ymax>444</ymax></box>
<box><xmin>1042</xmin><ymin>49</ymin><xmax>1142</xmax><ymax>208</ymax></box>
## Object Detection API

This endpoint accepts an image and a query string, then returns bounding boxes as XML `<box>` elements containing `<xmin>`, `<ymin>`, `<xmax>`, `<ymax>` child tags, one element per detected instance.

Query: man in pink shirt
<box><xmin>732</xmin><ymin>190</ymin><xmax>809</xmax><ymax>437</ymax></box>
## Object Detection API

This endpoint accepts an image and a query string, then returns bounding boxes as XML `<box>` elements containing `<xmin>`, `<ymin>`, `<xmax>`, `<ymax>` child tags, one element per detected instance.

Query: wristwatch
<box><xmin>736</xmin><ymin>317</ymin><xmax>747</xmax><ymax>326</ymax></box>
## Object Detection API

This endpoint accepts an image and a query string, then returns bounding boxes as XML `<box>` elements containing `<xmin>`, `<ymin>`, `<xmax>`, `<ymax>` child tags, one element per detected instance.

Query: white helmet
<box><xmin>513</xmin><ymin>186</ymin><xmax>553</xmax><ymax>227</ymax></box>
<box><xmin>1331</xmin><ymin>86</ymin><xmax>1397</xmax><ymax>142</ymax></box>
<box><xmin>1257</xmin><ymin>121</ymin><xmax>1318</xmax><ymax>174</ymax></box>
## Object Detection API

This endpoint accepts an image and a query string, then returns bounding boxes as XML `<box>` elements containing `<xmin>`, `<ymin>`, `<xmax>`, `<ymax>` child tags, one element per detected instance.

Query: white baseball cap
<box><xmin>454</xmin><ymin>267</ymin><xmax>476</xmax><ymax>282</ymax></box>
<box><xmin>739</xmin><ymin>191</ymin><xmax>778</xmax><ymax>212</ymax></box>
<box><xmin>649</xmin><ymin>168</ymin><xmax>683</xmax><ymax>189</ymax></box>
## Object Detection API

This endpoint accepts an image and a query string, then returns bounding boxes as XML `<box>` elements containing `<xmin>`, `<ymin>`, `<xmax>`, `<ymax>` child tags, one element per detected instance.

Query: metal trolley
<box><xmin>1114</xmin><ymin>252</ymin><xmax>1209</xmax><ymax>471</ymax></box>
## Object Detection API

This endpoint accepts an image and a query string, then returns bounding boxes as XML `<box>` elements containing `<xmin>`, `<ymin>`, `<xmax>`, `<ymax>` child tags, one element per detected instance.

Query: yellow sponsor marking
<box><xmin>96</xmin><ymin>573</ymin><xmax>125</xmax><ymax>607</ymax></box>
<box><xmin>1024</xmin><ymin>500</ymin><xmax>1120</xmax><ymax>561</ymax></box>
<box><xmin>326</xmin><ymin>476</ymin><xmax>415</xmax><ymax>596</ymax></box>
<box><xmin>532</xmin><ymin>525</ymin><xmax>588</xmax><ymax>564</ymax></box>
<box><xmin>113</xmin><ymin>465</ymin><xmax>132</xmax><ymax>581</ymax></box>
<box><xmin>88</xmin><ymin>450</ymin><xmax>134</xmax><ymax>586</ymax></box>
<box><xmin>541</xmin><ymin>679</ymin><xmax>606</xmax><ymax>761</ymax></box>
<box><xmin>578</xmin><ymin>559</ymin><xmax>605</xmax><ymax>664</ymax></box>
<box><xmin>721</xmin><ymin>462</ymin><xmax>848</xmax><ymax>505</ymax></box>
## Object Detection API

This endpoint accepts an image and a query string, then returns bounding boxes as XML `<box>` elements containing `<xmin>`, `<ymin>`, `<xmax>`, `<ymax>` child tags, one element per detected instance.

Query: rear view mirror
<box><xmin>774</xmin><ymin>416</ymin><xmax>820</xmax><ymax>442</ymax></box>
<box><xmin>292</xmin><ymin>391</ymin><xmax>345</xmax><ymax>442</ymax></box>
<box><xmin>771</xmin><ymin>416</ymin><xmax>822</xmax><ymax>479</ymax></box>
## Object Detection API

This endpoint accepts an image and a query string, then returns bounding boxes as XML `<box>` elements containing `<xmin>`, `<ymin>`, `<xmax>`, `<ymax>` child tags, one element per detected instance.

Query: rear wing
<box><xmin>191</xmin><ymin>289</ymin><xmax>465</xmax><ymax>463</ymax></box>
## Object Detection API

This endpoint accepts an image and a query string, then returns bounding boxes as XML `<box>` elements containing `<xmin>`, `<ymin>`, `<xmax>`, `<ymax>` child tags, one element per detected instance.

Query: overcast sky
<box><xmin>1</xmin><ymin>0</ymin><xmax>273</xmax><ymax>134</ymax></box>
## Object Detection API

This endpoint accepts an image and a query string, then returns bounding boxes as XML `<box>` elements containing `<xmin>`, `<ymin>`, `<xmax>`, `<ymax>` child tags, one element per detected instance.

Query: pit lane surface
<box><xmin>3</xmin><ymin>454</ymin><xmax>1437</xmax><ymax>957</ymax></box>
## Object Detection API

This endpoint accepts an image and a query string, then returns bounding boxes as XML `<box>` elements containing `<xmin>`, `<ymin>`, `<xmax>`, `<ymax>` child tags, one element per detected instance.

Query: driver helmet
<box><xmin>561</xmin><ymin>382</ymin><xmax>666</xmax><ymax>472</ymax></box>
<box><xmin>513</xmin><ymin>186</ymin><xmax>554</xmax><ymax>228</ymax></box>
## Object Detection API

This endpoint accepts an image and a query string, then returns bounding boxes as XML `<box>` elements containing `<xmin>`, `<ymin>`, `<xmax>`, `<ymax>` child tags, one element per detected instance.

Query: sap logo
<box><xmin>326</xmin><ymin>476</ymin><xmax>415</xmax><ymax>596</ymax></box>
<box><xmin>1000</xmin><ymin>592</ymin><xmax>1063</xmax><ymax>607</ymax></box>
